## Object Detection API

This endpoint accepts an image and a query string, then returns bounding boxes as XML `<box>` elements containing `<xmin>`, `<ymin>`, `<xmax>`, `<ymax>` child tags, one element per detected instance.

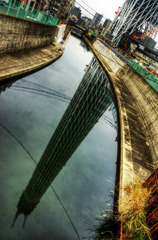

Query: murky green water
<box><xmin>0</xmin><ymin>36</ymin><xmax>117</xmax><ymax>240</ymax></box>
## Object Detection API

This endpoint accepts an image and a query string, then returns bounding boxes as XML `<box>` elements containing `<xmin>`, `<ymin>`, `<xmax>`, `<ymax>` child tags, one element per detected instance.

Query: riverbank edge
<box><xmin>0</xmin><ymin>28</ymin><xmax>71</xmax><ymax>84</ymax></box>
<box><xmin>83</xmin><ymin>37</ymin><xmax>157</xmax><ymax>231</ymax></box>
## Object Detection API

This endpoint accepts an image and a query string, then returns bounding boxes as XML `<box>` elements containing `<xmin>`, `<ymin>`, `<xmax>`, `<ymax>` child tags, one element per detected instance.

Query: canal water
<box><xmin>0</xmin><ymin>36</ymin><xmax>117</xmax><ymax>240</ymax></box>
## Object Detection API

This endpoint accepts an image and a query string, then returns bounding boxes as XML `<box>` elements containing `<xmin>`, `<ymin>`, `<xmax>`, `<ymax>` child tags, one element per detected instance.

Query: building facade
<box><xmin>92</xmin><ymin>12</ymin><xmax>103</xmax><ymax>27</ymax></box>
<box><xmin>101</xmin><ymin>19</ymin><xmax>112</xmax><ymax>37</ymax></box>
<box><xmin>23</xmin><ymin>0</ymin><xmax>75</xmax><ymax>17</ymax></box>
<box><xmin>71</xmin><ymin>6</ymin><xmax>81</xmax><ymax>19</ymax></box>
<box><xmin>103</xmin><ymin>19</ymin><xmax>112</xmax><ymax>28</ymax></box>
<box><xmin>67</xmin><ymin>0</ymin><xmax>75</xmax><ymax>15</ymax></box>
<box><xmin>23</xmin><ymin>0</ymin><xmax>37</xmax><ymax>9</ymax></box>
<box><xmin>81</xmin><ymin>16</ymin><xmax>92</xmax><ymax>29</ymax></box>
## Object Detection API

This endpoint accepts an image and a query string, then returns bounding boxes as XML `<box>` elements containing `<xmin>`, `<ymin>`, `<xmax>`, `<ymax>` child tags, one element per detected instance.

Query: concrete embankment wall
<box><xmin>0</xmin><ymin>13</ymin><xmax>70</xmax><ymax>82</ymax></box>
<box><xmin>84</xmin><ymin>38</ymin><xmax>158</xmax><ymax>213</ymax></box>
<box><xmin>0</xmin><ymin>13</ymin><xmax>65</xmax><ymax>55</ymax></box>
<box><xmin>117</xmin><ymin>66</ymin><xmax>158</xmax><ymax>167</ymax></box>
<box><xmin>93</xmin><ymin>40</ymin><xmax>158</xmax><ymax>168</ymax></box>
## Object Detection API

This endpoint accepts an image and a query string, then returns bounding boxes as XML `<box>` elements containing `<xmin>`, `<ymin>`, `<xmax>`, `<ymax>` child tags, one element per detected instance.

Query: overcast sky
<box><xmin>75</xmin><ymin>0</ymin><xmax>126</xmax><ymax>21</ymax></box>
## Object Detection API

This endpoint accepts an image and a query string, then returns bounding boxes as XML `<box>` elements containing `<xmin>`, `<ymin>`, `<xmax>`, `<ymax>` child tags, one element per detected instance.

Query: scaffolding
<box><xmin>110</xmin><ymin>0</ymin><xmax>158</xmax><ymax>46</ymax></box>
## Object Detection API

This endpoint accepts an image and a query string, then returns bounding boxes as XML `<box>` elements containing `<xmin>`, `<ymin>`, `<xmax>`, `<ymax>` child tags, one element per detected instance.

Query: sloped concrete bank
<box><xmin>83</xmin><ymin>37</ymin><xmax>158</xmax><ymax>213</ymax></box>
<box><xmin>0</xmin><ymin>43</ymin><xmax>61</xmax><ymax>82</ymax></box>
<box><xmin>0</xmin><ymin>13</ymin><xmax>57</xmax><ymax>54</ymax></box>
<box><xmin>0</xmin><ymin>13</ymin><xmax>71</xmax><ymax>83</ymax></box>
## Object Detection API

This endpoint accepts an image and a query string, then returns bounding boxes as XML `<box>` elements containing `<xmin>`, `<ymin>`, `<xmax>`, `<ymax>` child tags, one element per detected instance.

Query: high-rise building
<box><xmin>67</xmin><ymin>0</ymin><xmax>75</xmax><ymax>15</ymax></box>
<box><xmin>71</xmin><ymin>6</ymin><xmax>81</xmax><ymax>19</ymax></box>
<box><xmin>23</xmin><ymin>0</ymin><xmax>37</xmax><ymax>9</ymax></box>
<box><xmin>101</xmin><ymin>19</ymin><xmax>112</xmax><ymax>37</ymax></box>
<box><xmin>49</xmin><ymin>0</ymin><xmax>71</xmax><ymax>17</ymax></box>
<box><xmin>81</xmin><ymin>16</ymin><xmax>92</xmax><ymax>29</ymax></box>
<box><xmin>12</xmin><ymin>57</ymin><xmax>114</xmax><ymax>226</ymax></box>
<box><xmin>110</xmin><ymin>0</ymin><xmax>158</xmax><ymax>46</ymax></box>
<box><xmin>103</xmin><ymin>19</ymin><xmax>112</xmax><ymax>28</ymax></box>
<box><xmin>92</xmin><ymin>13</ymin><xmax>103</xmax><ymax>27</ymax></box>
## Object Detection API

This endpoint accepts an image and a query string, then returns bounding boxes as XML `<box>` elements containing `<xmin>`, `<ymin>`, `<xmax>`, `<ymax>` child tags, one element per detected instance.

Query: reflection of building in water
<box><xmin>13</xmin><ymin>57</ymin><xmax>113</xmax><ymax>225</ymax></box>
<box><xmin>110</xmin><ymin>102</ymin><xmax>118</xmax><ymax>129</ymax></box>
<box><xmin>0</xmin><ymin>82</ymin><xmax>13</xmax><ymax>94</ymax></box>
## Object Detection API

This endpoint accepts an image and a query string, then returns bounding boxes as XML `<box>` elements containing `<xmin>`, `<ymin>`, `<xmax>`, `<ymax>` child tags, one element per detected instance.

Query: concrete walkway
<box><xmin>0</xmin><ymin>42</ymin><xmax>63</xmax><ymax>83</ymax></box>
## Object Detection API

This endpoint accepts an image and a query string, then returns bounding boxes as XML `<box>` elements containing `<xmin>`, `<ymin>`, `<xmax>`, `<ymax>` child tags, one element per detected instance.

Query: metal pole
<box><xmin>30</xmin><ymin>8</ymin><xmax>36</xmax><ymax>21</ymax></box>
<box><xmin>16</xmin><ymin>2</ymin><xmax>22</xmax><ymax>18</ymax></box>
<box><xmin>7</xmin><ymin>0</ymin><xmax>13</xmax><ymax>15</ymax></box>
<box><xmin>35</xmin><ymin>10</ymin><xmax>40</xmax><ymax>22</ymax></box>
<box><xmin>24</xmin><ymin>5</ymin><xmax>29</xmax><ymax>19</ymax></box>
<box><xmin>44</xmin><ymin>13</ymin><xmax>48</xmax><ymax>24</ymax></box>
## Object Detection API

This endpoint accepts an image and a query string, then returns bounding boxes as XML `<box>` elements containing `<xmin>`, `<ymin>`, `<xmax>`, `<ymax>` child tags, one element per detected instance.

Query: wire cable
<box><xmin>79</xmin><ymin>0</ymin><xmax>96</xmax><ymax>13</ymax></box>
<box><xmin>75</xmin><ymin>0</ymin><xmax>106</xmax><ymax>23</ymax></box>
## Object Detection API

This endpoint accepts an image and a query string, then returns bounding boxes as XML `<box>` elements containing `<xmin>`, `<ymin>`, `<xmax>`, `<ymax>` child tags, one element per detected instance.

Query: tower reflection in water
<box><xmin>13</xmin><ymin>57</ymin><xmax>114</xmax><ymax>225</ymax></box>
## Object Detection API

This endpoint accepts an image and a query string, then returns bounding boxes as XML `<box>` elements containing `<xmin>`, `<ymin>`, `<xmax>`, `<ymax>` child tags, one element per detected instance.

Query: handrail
<box><xmin>127</xmin><ymin>59</ymin><xmax>158</xmax><ymax>92</ymax></box>
<box><xmin>0</xmin><ymin>0</ymin><xmax>59</xmax><ymax>26</ymax></box>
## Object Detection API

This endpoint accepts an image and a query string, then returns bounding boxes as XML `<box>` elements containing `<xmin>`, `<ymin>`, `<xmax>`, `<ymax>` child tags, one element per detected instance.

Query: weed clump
<box><xmin>119</xmin><ymin>178</ymin><xmax>152</xmax><ymax>240</ymax></box>
<box><xmin>93</xmin><ymin>213</ymin><xmax>117</xmax><ymax>240</ymax></box>
<box><xmin>87</xmin><ymin>178</ymin><xmax>153</xmax><ymax>240</ymax></box>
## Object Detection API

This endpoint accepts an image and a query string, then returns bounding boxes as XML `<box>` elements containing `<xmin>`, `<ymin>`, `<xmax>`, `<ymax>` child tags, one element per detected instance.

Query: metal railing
<box><xmin>127</xmin><ymin>59</ymin><xmax>158</xmax><ymax>92</ymax></box>
<box><xmin>103</xmin><ymin>41</ymin><xmax>129</xmax><ymax>63</ymax></box>
<box><xmin>99</xmin><ymin>40</ymin><xmax>158</xmax><ymax>92</ymax></box>
<box><xmin>0</xmin><ymin>0</ymin><xmax>59</xmax><ymax>26</ymax></box>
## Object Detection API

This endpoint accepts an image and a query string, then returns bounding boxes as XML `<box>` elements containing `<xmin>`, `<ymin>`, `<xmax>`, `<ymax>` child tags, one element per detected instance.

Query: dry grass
<box><xmin>88</xmin><ymin>177</ymin><xmax>153</xmax><ymax>240</ymax></box>
<box><xmin>118</xmin><ymin>177</ymin><xmax>152</xmax><ymax>240</ymax></box>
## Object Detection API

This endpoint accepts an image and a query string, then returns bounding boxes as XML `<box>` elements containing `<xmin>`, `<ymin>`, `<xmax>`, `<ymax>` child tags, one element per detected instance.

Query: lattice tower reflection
<box><xmin>13</xmin><ymin>57</ymin><xmax>114</xmax><ymax>225</ymax></box>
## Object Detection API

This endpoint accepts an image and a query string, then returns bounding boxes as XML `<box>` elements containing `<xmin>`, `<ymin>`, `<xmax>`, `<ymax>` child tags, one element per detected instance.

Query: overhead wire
<box><xmin>10</xmin><ymin>87</ymin><xmax>70</xmax><ymax>104</ymax></box>
<box><xmin>21</xmin><ymin>79</ymin><xmax>71</xmax><ymax>100</ymax></box>
<box><xmin>75</xmin><ymin>0</ymin><xmax>106</xmax><ymax>23</ymax></box>
<box><xmin>75</xmin><ymin>1</ymin><xmax>95</xmax><ymax>17</ymax></box>
<box><xmin>11</xmin><ymin>85</ymin><xmax>71</xmax><ymax>101</ymax></box>
<box><xmin>79</xmin><ymin>0</ymin><xmax>96</xmax><ymax>13</ymax></box>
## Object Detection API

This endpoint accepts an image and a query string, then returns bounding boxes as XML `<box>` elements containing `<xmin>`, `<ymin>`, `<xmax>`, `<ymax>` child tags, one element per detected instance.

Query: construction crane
<box><xmin>132</xmin><ymin>27</ymin><xmax>158</xmax><ymax>39</ymax></box>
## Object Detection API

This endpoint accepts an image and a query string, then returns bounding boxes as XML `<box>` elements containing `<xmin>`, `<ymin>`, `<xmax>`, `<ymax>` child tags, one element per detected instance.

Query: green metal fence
<box><xmin>127</xmin><ymin>58</ymin><xmax>158</xmax><ymax>92</ymax></box>
<box><xmin>0</xmin><ymin>0</ymin><xmax>59</xmax><ymax>26</ymax></box>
